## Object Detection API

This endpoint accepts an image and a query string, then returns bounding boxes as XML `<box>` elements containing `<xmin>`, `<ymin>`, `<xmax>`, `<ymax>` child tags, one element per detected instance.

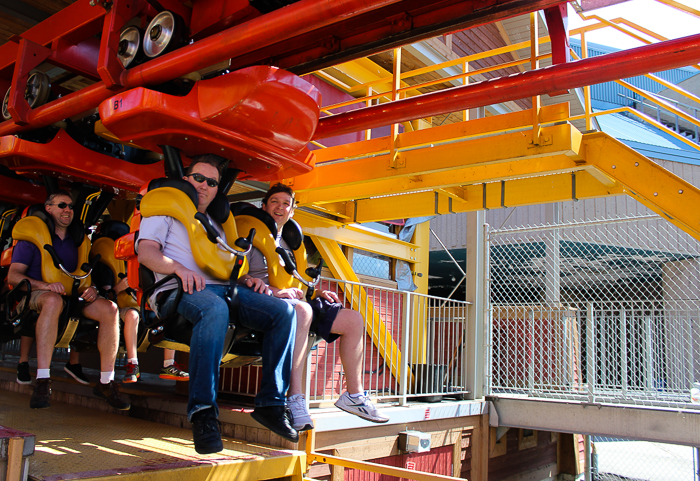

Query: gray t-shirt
<box><xmin>247</xmin><ymin>237</ymin><xmax>291</xmax><ymax>286</ymax></box>
<box><xmin>138</xmin><ymin>214</ymin><xmax>228</xmax><ymax>306</ymax></box>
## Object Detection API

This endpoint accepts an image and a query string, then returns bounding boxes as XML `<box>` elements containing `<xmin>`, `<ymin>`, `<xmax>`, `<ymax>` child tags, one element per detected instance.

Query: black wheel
<box><xmin>25</xmin><ymin>72</ymin><xmax>51</xmax><ymax>109</ymax></box>
<box><xmin>143</xmin><ymin>11</ymin><xmax>186</xmax><ymax>58</ymax></box>
<box><xmin>118</xmin><ymin>25</ymin><xmax>145</xmax><ymax>69</ymax></box>
<box><xmin>2</xmin><ymin>88</ymin><xmax>11</xmax><ymax>120</ymax></box>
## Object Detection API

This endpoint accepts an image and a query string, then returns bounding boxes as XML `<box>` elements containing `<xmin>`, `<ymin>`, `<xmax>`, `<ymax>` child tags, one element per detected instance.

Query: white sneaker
<box><xmin>287</xmin><ymin>394</ymin><xmax>314</xmax><ymax>431</ymax></box>
<box><xmin>334</xmin><ymin>392</ymin><xmax>389</xmax><ymax>423</ymax></box>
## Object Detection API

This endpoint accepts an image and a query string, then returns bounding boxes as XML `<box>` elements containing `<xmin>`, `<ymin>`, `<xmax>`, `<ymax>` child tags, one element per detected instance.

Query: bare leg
<box><xmin>288</xmin><ymin>302</ymin><xmax>313</xmax><ymax>396</ymax></box>
<box><xmin>82</xmin><ymin>298</ymin><xmax>119</xmax><ymax>372</ymax></box>
<box><xmin>122</xmin><ymin>309</ymin><xmax>139</xmax><ymax>360</ymax></box>
<box><xmin>19</xmin><ymin>336</ymin><xmax>33</xmax><ymax>363</ymax></box>
<box><xmin>163</xmin><ymin>348</ymin><xmax>176</xmax><ymax>363</ymax></box>
<box><xmin>330</xmin><ymin>309</ymin><xmax>365</xmax><ymax>394</ymax></box>
<box><xmin>68</xmin><ymin>350</ymin><xmax>80</xmax><ymax>365</ymax></box>
<box><xmin>35</xmin><ymin>293</ymin><xmax>64</xmax><ymax>371</ymax></box>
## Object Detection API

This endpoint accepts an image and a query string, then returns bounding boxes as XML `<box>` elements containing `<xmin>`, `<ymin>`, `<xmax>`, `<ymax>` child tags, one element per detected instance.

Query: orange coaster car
<box><xmin>99</xmin><ymin>66</ymin><xmax>322</xmax><ymax>181</ymax></box>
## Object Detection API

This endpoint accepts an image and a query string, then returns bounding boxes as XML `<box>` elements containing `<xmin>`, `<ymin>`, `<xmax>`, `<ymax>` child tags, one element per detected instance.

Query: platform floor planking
<box><xmin>0</xmin><ymin>390</ymin><xmax>305</xmax><ymax>481</ymax></box>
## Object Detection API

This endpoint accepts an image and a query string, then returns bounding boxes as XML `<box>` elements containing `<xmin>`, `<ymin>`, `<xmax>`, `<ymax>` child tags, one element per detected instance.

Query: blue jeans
<box><xmin>161</xmin><ymin>284</ymin><xmax>295</xmax><ymax>420</ymax></box>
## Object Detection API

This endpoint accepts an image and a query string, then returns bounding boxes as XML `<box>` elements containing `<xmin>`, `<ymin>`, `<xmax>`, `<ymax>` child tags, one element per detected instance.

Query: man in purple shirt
<box><xmin>8</xmin><ymin>190</ymin><xmax>129</xmax><ymax>410</ymax></box>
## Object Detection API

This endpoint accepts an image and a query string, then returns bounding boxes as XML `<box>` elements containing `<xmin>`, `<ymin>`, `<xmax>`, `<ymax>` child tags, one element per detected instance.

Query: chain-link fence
<box><xmin>593</xmin><ymin>437</ymin><xmax>700</xmax><ymax>481</ymax></box>
<box><xmin>487</xmin><ymin>213</ymin><xmax>700</xmax><ymax>410</ymax></box>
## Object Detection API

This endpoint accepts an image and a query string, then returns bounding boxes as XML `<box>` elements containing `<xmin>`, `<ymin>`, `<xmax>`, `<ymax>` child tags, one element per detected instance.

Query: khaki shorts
<box><xmin>119</xmin><ymin>306</ymin><xmax>139</xmax><ymax>321</ymax></box>
<box><xmin>27</xmin><ymin>290</ymin><xmax>105</xmax><ymax>312</ymax></box>
<box><xmin>27</xmin><ymin>290</ymin><xmax>62</xmax><ymax>311</ymax></box>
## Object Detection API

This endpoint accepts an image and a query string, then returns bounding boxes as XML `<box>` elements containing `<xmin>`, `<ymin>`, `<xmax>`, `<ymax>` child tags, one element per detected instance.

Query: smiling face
<box><xmin>45</xmin><ymin>194</ymin><xmax>74</xmax><ymax>231</ymax></box>
<box><xmin>184</xmin><ymin>162</ymin><xmax>220</xmax><ymax>213</ymax></box>
<box><xmin>262</xmin><ymin>192</ymin><xmax>295</xmax><ymax>228</ymax></box>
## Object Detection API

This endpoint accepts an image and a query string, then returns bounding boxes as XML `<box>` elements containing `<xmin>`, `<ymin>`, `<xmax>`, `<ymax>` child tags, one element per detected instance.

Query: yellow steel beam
<box><xmin>309</xmin><ymin>452</ymin><xmax>465</xmax><ymax>481</ymax></box>
<box><xmin>312</xmin><ymin>102</ymin><xmax>570</xmax><ymax>164</ymax></box>
<box><xmin>346</xmin><ymin>169</ymin><xmax>623</xmax><ymax>223</ymax></box>
<box><xmin>294</xmin><ymin>122</ymin><xmax>583</xmax><ymax>205</ymax></box>
<box><xmin>310</xmin><ymin>237</ymin><xmax>405</xmax><ymax>385</ymax></box>
<box><xmin>294</xmin><ymin>210</ymin><xmax>420</xmax><ymax>263</ymax></box>
<box><xmin>309</xmin><ymin>154</ymin><xmax>586</xmax><ymax>211</ymax></box>
<box><xmin>582</xmin><ymin>132</ymin><xmax>700</xmax><ymax>242</ymax></box>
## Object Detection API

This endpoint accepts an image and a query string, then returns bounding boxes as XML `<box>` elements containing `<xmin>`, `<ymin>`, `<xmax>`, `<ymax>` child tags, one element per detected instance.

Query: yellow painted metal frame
<box><xmin>310</xmin><ymin>236</ymin><xmax>409</xmax><ymax>384</ymax></box>
<box><xmin>294</xmin><ymin>210</ymin><xmax>420</xmax><ymax>263</ymax></box>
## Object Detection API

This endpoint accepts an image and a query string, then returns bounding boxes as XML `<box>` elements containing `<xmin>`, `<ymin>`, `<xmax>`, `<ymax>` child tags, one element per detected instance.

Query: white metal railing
<box><xmin>305</xmin><ymin>278</ymin><xmax>470</xmax><ymax>405</ymax></box>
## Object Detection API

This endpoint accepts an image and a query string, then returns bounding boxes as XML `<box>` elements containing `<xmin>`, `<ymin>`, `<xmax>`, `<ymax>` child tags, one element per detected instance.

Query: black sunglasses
<box><xmin>47</xmin><ymin>202</ymin><xmax>74</xmax><ymax>210</ymax></box>
<box><xmin>186</xmin><ymin>173</ymin><xmax>219</xmax><ymax>188</ymax></box>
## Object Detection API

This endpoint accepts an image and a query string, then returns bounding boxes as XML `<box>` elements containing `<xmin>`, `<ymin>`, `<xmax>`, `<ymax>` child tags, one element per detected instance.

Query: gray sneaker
<box><xmin>334</xmin><ymin>392</ymin><xmax>389</xmax><ymax>423</ymax></box>
<box><xmin>287</xmin><ymin>394</ymin><xmax>314</xmax><ymax>431</ymax></box>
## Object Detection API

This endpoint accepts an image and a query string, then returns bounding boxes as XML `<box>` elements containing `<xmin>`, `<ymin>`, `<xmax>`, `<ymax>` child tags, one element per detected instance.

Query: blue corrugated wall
<box><xmin>569</xmin><ymin>39</ymin><xmax>698</xmax><ymax>108</ymax></box>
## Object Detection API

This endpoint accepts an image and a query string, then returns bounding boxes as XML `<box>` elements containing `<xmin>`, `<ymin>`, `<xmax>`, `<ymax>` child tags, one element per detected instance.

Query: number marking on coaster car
<box><xmin>0</xmin><ymin>131</ymin><xmax>163</xmax><ymax>193</ymax></box>
<box><xmin>99</xmin><ymin>66</ymin><xmax>321</xmax><ymax>181</ymax></box>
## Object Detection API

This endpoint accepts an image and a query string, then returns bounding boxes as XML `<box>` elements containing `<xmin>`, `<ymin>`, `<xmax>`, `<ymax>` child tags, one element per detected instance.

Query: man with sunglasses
<box><xmin>138</xmin><ymin>155</ymin><xmax>298</xmax><ymax>455</ymax></box>
<box><xmin>8</xmin><ymin>190</ymin><xmax>129</xmax><ymax>410</ymax></box>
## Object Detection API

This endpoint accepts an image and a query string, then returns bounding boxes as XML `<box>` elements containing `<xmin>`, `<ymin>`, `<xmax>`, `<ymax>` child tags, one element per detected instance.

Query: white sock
<box><xmin>163</xmin><ymin>359</ymin><xmax>175</xmax><ymax>368</ymax></box>
<box><xmin>128</xmin><ymin>358</ymin><xmax>138</xmax><ymax>365</ymax></box>
<box><xmin>37</xmin><ymin>369</ymin><xmax>51</xmax><ymax>379</ymax></box>
<box><xmin>100</xmin><ymin>371</ymin><xmax>114</xmax><ymax>384</ymax></box>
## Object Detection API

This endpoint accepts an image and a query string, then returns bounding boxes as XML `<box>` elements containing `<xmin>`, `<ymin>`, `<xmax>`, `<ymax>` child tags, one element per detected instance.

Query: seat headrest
<box><xmin>28</xmin><ymin>206</ymin><xmax>85</xmax><ymax>247</ymax></box>
<box><xmin>147</xmin><ymin>178</ymin><xmax>198</xmax><ymax>207</ymax></box>
<box><xmin>281</xmin><ymin>219</ymin><xmax>303</xmax><ymax>251</ymax></box>
<box><xmin>25</xmin><ymin>204</ymin><xmax>46</xmax><ymax>217</ymax></box>
<box><xmin>231</xmin><ymin>202</ymin><xmax>278</xmax><ymax>238</ymax></box>
<box><xmin>207</xmin><ymin>194</ymin><xmax>230</xmax><ymax>225</ymax></box>
<box><xmin>95</xmin><ymin>220</ymin><xmax>130</xmax><ymax>241</ymax></box>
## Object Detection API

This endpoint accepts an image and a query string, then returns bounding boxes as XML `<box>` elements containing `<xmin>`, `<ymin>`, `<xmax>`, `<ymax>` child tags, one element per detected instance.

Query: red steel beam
<box><xmin>313</xmin><ymin>34</ymin><xmax>700</xmax><ymax>139</ymax></box>
<box><xmin>0</xmin><ymin>0</ymin><xmax>403</xmax><ymax>137</ymax></box>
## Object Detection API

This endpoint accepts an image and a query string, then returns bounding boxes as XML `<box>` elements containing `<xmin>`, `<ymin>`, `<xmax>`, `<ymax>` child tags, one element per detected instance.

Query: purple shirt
<box><xmin>11</xmin><ymin>234</ymin><xmax>78</xmax><ymax>282</ymax></box>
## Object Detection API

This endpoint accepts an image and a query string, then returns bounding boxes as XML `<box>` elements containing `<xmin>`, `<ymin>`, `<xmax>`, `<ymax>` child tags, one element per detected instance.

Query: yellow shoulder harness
<box><xmin>12</xmin><ymin>216</ymin><xmax>92</xmax><ymax>295</ymax></box>
<box><xmin>235</xmin><ymin>212</ymin><xmax>314</xmax><ymax>292</ymax></box>
<box><xmin>90</xmin><ymin>236</ymin><xmax>138</xmax><ymax>309</ymax></box>
<box><xmin>140</xmin><ymin>186</ymin><xmax>244</xmax><ymax>281</ymax></box>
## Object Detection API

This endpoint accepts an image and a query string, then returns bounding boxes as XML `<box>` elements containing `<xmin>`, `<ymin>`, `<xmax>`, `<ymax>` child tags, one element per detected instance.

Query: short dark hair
<box><xmin>45</xmin><ymin>190</ymin><xmax>73</xmax><ymax>206</ymax></box>
<box><xmin>263</xmin><ymin>183</ymin><xmax>295</xmax><ymax>205</ymax></box>
<box><xmin>186</xmin><ymin>154</ymin><xmax>227</xmax><ymax>180</ymax></box>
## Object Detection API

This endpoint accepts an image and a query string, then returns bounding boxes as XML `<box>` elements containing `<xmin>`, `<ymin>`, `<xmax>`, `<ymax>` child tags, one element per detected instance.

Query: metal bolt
<box><xmin>184</xmin><ymin>137</ymin><xmax>188</xmax><ymax>140</ymax></box>
<box><xmin>150</xmin><ymin>24</ymin><xmax>162</xmax><ymax>41</ymax></box>
<box><xmin>635</xmin><ymin>162</ymin><xmax>639</xmax><ymax>167</ymax></box>
<box><xmin>654</xmin><ymin>192</ymin><xmax>658</xmax><ymax>196</ymax></box>
<box><xmin>221</xmin><ymin>148</ymin><xmax>224</xmax><ymax>151</ymax></box>
<box><xmin>612</xmin><ymin>165</ymin><xmax>616</xmax><ymax>169</ymax></box>
<box><xmin>679</xmin><ymin>190</ymin><xmax>684</xmax><ymax>194</ymax></box>
<box><xmin>89</xmin><ymin>0</ymin><xmax>96</xmax><ymax>5</ymax></box>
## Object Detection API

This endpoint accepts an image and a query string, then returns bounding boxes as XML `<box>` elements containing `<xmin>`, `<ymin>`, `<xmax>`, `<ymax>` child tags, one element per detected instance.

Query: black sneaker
<box><xmin>191</xmin><ymin>408</ymin><xmax>223</xmax><ymax>455</ymax></box>
<box><xmin>93</xmin><ymin>381</ymin><xmax>131</xmax><ymax>410</ymax></box>
<box><xmin>30</xmin><ymin>378</ymin><xmax>51</xmax><ymax>409</ymax></box>
<box><xmin>17</xmin><ymin>362</ymin><xmax>31</xmax><ymax>385</ymax></box>
<box><xmin>251</xmin><ymin>405</ymin><xmax>299</xmax><ymax>442</ymax></box>
<box><xmin>64</xmin><ymin>363</ymin><xmax>90</xmax><ymax>385</ymax></box>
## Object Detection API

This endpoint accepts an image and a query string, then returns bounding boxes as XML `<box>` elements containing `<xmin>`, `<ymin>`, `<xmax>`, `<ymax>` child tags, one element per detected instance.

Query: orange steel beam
<box><xmin>313</xmin><ymin>34</ymin><xmax>700</xmax><ymax>139</ymax></box>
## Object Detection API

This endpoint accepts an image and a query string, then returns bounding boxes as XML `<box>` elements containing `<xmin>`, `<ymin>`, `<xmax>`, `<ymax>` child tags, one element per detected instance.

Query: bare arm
<box><xmin>8</xmin><ymin>262</ymin><xmax>65</xmax><ymax>294</ymax></box>
<box><xmin>238</xmin><ymin>273</ymin><xmax>271</xmax><ymax>295</ymax></box>
<box><xmin>138</xmin><ymin>239</ymin><xmax>205</xmax><ymax>294</ymax></box>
